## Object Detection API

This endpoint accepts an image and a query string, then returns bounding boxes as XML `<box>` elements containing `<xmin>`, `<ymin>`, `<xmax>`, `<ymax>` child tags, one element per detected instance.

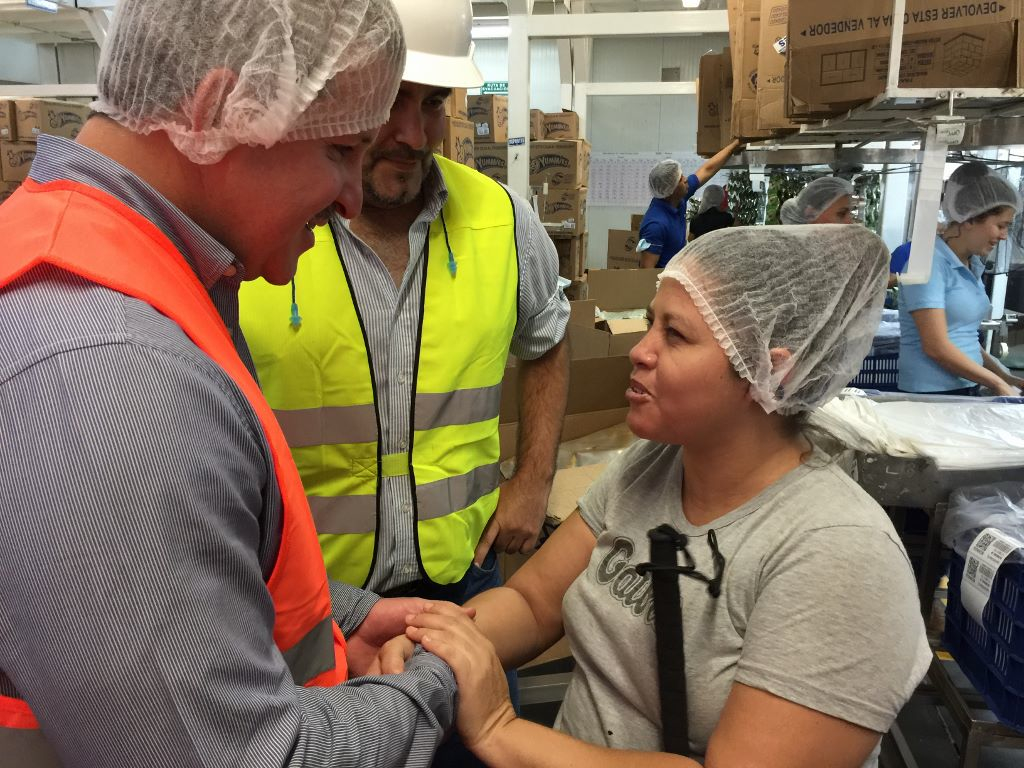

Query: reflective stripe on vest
<box><xmin>0</xmin><ymin>180</ymin><xmax>348</xmax><ymax>758</ymax></box>
<box><xmin>240</xmin><ymin>156</ymin><xmax>518</xmax><ymax>587</ymax></box>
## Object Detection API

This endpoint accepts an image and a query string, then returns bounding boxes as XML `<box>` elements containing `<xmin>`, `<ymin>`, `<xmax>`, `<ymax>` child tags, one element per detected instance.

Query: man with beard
<box><xmin>239</xmin><ymin>0</ymin><xmax>569</xmax><ymax>702</ymax></box>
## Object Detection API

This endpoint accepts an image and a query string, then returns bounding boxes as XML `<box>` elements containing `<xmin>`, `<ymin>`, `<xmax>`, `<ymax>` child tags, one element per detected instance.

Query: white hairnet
<box><xmin>779</xmin><ymin>197</ymin><xmax>803</xmax><ymax>225</ymax></box>
<box><xmin>93</xmin><ymin>0</ymin><xmax>406</xmax><ymax>164</ymax></box>
<box><xmin>786</xmin><ymin>177</ymin><xmax>855</xmax><ymax>224</ymax></box>
<box><xmin>942</xmin><ymin>162</ymin><xmax>1021</xmax><ymax>223</ymax></box>
<box><xmin>698</xmin><ymin>185</ymin><xmax>726</xmax><ymax>214</ymax></box>
<box><xmin>649</xmin><ymin>160</ymin><xmax>683</xmax><ymax>199</ymax></box>
<box><xmin>659</xmin><ymin>225</ymin><xmax>888</xmax><ymax>415</ymax></box>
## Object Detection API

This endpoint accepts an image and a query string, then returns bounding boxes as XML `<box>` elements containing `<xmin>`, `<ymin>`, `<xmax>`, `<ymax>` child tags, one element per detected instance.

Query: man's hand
<box><xmin>474</xmin><ymin>473</ymin><xmax>549</xmax><ymax>563</ymax></box>
<box><xmin>346</xmin><ymin>598</ymin><xmax>474</xmax><ymax>677</ymax></box>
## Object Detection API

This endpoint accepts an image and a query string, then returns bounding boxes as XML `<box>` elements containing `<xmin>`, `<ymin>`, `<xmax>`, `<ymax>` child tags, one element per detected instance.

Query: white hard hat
<box><xmin>392</xmin><ymin>0</ymin><xmax>484</xmax><ymax>88</ymax></box>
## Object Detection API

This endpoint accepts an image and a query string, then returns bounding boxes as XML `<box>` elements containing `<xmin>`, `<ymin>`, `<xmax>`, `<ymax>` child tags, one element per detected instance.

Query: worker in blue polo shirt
<box><xmin>637</xmin><ymin>138</ymin><xmax>741</xmax><ymax>268</ymax></box>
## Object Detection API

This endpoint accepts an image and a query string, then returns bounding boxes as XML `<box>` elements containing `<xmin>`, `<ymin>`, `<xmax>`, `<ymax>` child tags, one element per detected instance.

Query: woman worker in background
<box><xmin>386</xmin><ymin>225</ymin><xmax>930</xmax><ymax>768</ymax></box>
<box><xmin>687</xmin><ymin>184</ymin><xmax>734</xmax><ymax>242</ymax></box>
<box><xmin>780</xmin><ymin>176</ymin><xmax>856</xmax><ymax>225</ymax></box>
<box><xmin>898</xmin><ymin>162</ymin><xmax>1023</xmax><ymax>396</ymax></box>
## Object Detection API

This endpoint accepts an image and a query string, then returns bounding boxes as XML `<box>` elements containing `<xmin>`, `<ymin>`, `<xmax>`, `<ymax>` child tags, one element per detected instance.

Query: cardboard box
<box><xmin>569</xmin><ymin>299</ymin><xmax>597</xmax><ymax>327</ymax></box>
<box><xmin>473</xmin><ymin>142</ymin><xmax>508</xmax><ymax>183</ymax></box>
<box><xmin>0</xmin><ymin>141</ymin><xmax>37</xmax><ymax>182</ymax></box>
<box><xmin>730</xmin><ymin>3</ymin><xmax>776</xmax><ymax>139</ymax></box>
<box><xmin>630</xmin><ymin>213</ymin><xmax>646</xmax><ymax>230</ymax></box>
<box><xmin>544</xmin><ymin>110</ymin><xmax>581</xmax><ymax>139</ymax></box>
<box><xmin>445</xmin><ymin>88</ymin><xmax>469</xmax><ymax>120</ymax></box>
<box><xmin>15</xmin><ymin>99</ymin><xmax>90</xmax><ymax>141</ymax></box>
<box><xmin>555</xmin><ymin>235</ymin><xmax>588</xmax><ymax>280</ymax></box>
<box><xmin>568</xmin><ymin>322</ymin><xmax>612</xmax><ymax>359</ymax></box>
<box><xmin>499</xmin><ymin>355</ymin><xmax>632</xmax><ymax>427</ymax></box>
<box><xmin>0</xmin><ymin>180</ymin><xmax>20</xmax><ymax>204</ymax></box>
<box><xmin>441</xmin><ymin>117</ymin><xmax>475</xmax><ymax>167</ymax></box>
<box><xmin>563</xmin><ymin>278</ymin><xmax>588</xmax><ymax>302</ymax></box>
<box><xmin>540</xmin><ymin>187</ymin><xmax>587</xmax><ymax>234</ymax></box>
<box><xmin>467</xmin><ymin>94</ymin><xmax>508</xmax><ymax>144</ymax></box>
<box><xmin>606</xmin><ymin>229</ymin><xmax>640</xmax><ymax>270</ymax></box>
<box><xmin>697</xmin><ymin>53</ymin><xmax>724</xmax><ymax>156</ymax></box>
<box><xmin>787</xmin><ymin>1</ymin><xmax>1020</xmax><ymax>118</ymax></box>
<box><xmin>720</xmin><ymin>47</ymin><xmax>735</xmax><ymax>145</ymax></box>
<box><xmin>529</xmin><ymin>140</ymin><xmax>590</xmax><ymax>190</ymax></box>
<box><xmin>530</xmin><ymin>109</ymin><xmax>546</xmax><ymax>141</ymax></box>
<box><xmin>0</xmin><ymin>101</ymin><xmax>15</xmax><ymax>141</ymax></box>
<box><xmin>757</xmin><ymin>0</ymin><xmax>800</xmax><ymax>131</ymax></box>
<box><xmin>587</xmin><ymin>268</ymin><xmax>659</xmax><ymax>312</ymax></box>
<box><xmin>599</xmin><ymin>317</ymin><xmax>649</xmax><ymax>356</ymax></box>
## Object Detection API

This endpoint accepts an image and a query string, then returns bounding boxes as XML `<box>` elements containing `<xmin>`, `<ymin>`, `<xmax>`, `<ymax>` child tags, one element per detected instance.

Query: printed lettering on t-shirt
<box><xmin>595</xmin><ymin>537</ymin><xmax>655</xmax><ymax>623</ymax></box>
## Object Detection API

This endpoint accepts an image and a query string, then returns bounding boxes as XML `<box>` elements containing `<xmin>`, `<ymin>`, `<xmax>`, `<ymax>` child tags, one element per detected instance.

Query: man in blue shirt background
<box><xmin>637</xmin><ymin>139</ymin><xmax>741</xmax><ymax>269</ymax></box>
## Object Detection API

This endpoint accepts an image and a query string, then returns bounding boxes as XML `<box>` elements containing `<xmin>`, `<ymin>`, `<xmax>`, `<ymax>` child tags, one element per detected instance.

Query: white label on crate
<box><xmin>961</xmin><ymin>527</ymin><xmax>1023</xmax><ymax>624</ymax></box>
<box><xmin>476</xmin><ymin>123</ymin><xmax>490</xmax><ymax>137</ymax></box>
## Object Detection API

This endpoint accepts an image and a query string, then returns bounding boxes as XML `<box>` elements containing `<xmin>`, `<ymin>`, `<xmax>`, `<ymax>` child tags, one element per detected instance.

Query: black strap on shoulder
<box><xmin>637</xmin><ymin>523</ymin><xmax>726</xmax><ymax>757</ymax></box>
<box><xmin>637</xmin><ymin>524</ymin><xmax>690</xmax><ymax>756</ymax></box>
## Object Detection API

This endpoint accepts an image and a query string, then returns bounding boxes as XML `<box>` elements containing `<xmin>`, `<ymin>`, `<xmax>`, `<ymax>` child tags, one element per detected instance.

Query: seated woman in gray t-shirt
<box><xmin>389</xmin><ymin>226</ymin><xmax>932</xmax><ymax>768</ymax></box>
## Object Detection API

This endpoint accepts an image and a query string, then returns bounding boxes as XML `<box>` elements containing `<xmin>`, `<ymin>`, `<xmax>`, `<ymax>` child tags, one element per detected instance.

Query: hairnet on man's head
<box><xmin>93</xmin><ymin>0</ymin><xmax>406</xmax><ymax>164</ymax></box>
<box><xmin>698</xmin><ymin>185</ymin><xmax>726</xmax><ymax>214</ymax></box>
<box><xmin>785</xmin><ymin>177</ymin><xmax>855</xmax><ymax>224</ymax></box>
<box><xmin>649</xmin><ymin>159</ymin><xmax>683</xmax><ymax>199</ymax></box>
<box><xmin>658</xmin><ymin>225</ymin><xmax>888</xmax><ymax>415</ymax></box>
<box><xmin>942</xmin><ymin>162</ymin><xmax>1021</xmax><ymax>224</ymax></box>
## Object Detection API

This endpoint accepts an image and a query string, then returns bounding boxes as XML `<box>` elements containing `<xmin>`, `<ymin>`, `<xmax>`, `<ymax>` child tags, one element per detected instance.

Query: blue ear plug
<box><xmin>289</xmin><ymin>280</ymin><xmax>302</xmax><ymax>328</ymax></box>
<box><xmin>440</xmin><ymin>211</ymin><xmax>456</xmax><ymax>278</ymax></box>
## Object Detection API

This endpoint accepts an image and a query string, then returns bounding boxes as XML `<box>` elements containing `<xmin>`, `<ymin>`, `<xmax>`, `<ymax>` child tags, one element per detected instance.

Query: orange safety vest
<box><xmin>0</xmin><ymin>179</ymin><xmax>348</xmax><ymax>763</ymax></box>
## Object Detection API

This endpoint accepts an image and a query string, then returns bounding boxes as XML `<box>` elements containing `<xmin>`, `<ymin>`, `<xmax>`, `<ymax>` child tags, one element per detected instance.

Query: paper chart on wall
<box><xmin>588</xmin><ymin>152</ymin><xmax>725</xmax><ymax>208</ymax></box>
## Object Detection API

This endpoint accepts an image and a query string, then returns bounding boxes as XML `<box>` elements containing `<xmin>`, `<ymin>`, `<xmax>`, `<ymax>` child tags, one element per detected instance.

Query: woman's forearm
<box><xmin>465</xmin><ymin>586</ymin><xmax>562</xmax><ymax>669</ymax></box>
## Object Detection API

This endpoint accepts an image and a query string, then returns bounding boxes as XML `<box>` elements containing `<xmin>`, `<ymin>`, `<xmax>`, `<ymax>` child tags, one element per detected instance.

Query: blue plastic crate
<box><xmin>848</xmin><ymin>352</ymin><xmax>899</xmax><ymax>391</ymax></box>
<box><xmin>944</xmin><ymin>550</ymin><xmax>1024</xmax><ymax>731</ymax></box>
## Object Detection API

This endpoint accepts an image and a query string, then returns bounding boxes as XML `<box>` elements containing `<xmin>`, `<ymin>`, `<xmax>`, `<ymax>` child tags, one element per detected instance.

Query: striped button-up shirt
<box><xmin>332</xmin><ymin>159</ymin><xmax>569</xmax><ymax>593</ymax></box>
<box><xmin>0</xmin><ymin>135</ymin><xmax>455</xmax><ymax>768</ymax></box>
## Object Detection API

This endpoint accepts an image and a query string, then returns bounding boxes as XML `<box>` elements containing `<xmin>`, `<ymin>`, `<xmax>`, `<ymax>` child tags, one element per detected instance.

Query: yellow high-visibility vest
<box><xmin>240</xmin><ymin>156</ymin><xmax>518</xmax><ymax>587</ymax></box>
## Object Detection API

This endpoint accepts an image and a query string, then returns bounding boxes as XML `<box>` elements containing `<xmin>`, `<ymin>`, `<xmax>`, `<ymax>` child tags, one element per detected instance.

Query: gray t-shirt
<box><xmin>557</xmin><ymin>440</ymin><xmax>931</xmax><ymax>766</ymax></box>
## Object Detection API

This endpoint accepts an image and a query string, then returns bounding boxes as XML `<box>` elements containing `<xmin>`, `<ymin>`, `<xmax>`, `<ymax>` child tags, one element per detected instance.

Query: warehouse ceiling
<box><xmin>0</xmin><ymin>1</ymin><xmax>727</xmax><ymax>45</ymax></box>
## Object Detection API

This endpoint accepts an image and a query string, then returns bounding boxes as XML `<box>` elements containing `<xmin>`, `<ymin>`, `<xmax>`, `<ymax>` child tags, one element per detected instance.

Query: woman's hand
<box><xmin>366</xmin><ymin>634</ymin><xmax>417</xmax><ymax>676</ymax></box>
<box><xmin>405</xmin><ymin>602</ymin><xmax>517</xmax><ymax>753</ymax></box>
<box><xmin>993</xmin><ymin>380</ymin><xmax>1021</xmax><ymax>397</ymax></box>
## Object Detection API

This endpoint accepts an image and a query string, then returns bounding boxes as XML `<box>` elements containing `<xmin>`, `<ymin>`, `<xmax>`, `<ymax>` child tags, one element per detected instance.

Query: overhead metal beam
<box><xmin>730</xmin><ymin>148</ymin><xmax>922</xmax><ymax>167</ymax></box>
<box><xmin>0</xmin><ymin>83</ymin><xmax>97</xmax><ymax>98</ymax></box>
<box><xmin>527</xmin><ymin>10</ymin><xmax>727</xmax><ymax>38</ymax></box>
<box><xmin>581</xmin><ymin>81</ymin><xmax>697</xmax><ymax>97</ymax></box>
<box><xmin>78</xmin><ymin>6</ymin><xmax>110</xmax><ymax>45</ymax></box>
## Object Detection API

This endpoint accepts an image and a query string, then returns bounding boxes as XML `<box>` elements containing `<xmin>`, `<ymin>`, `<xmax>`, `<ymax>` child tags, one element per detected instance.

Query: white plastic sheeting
<box><xmin>810</xmin><ymin>395</ymin><xmax>1024</xmax><ymax>471</ymax></box>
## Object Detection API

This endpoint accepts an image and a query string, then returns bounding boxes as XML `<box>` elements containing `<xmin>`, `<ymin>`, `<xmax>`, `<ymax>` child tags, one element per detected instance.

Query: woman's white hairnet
<box><xmin>697</xmin><ymin>185</ymin><xmax>726</xmax><ymax>214</ymax></box>
<box><xmin>649</xmin><ymin>160</ymin><xmax>683</xmax><ymax>199</ymax></box>
<box><xmin>785</xmin><ymin>177</ymin><xmax>855</xmax><ymax>224</ymax></box>
<box><xmin>659</xmin><ymin>225</ymin><xmax>888</xmax><ymax>415</ymax></box>
<box><xmin>942</xmin><ymin>162</ymin><xmax>1021</xmax><ymax>223</ymax></box>
<box><xmin>779</xmin><ymin>197</ymin><xmax>803</xmax><ymax>225</ymax></box>
<box><xmin>93</xmin><ymin>0</ymin><xmax>406</xmax><ymax>164</ymax></box>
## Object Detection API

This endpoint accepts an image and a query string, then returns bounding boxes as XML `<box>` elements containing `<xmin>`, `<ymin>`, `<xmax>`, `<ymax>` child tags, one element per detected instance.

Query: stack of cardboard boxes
<box><xmin>533</xmin><ymin>112</ymin><xmax>589</xmax><ymax>281</ymax></box>
<box><xmin>698</xmin><ymin>0</ymin><xmax>1024</xmax><ymax>149</ymax></box>
<box><xmin>474</xmin><ymin>106</ymin><xmax>591</xmax><ymax>282</ymax></box>
<box><xmin>441</xmin><ymin>88</ymin><xmax>476</xmax><ymax>168</ymax></box>
<box><xmin>1</xmin><ymin>98</ymin><xmax>91</xmax><ymax>203</ymax></box>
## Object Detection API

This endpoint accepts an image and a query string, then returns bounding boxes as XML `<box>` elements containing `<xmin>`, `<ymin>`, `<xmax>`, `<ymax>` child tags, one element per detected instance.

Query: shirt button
<box><xmin>398</xmin><ymin>439</ymin><xmax>408</xmax><ymax>451</ymax></box>
<box><xmin>402</xmin><ymin>502</ymin><xmax>412</xmax><ymax>514</ymax></box>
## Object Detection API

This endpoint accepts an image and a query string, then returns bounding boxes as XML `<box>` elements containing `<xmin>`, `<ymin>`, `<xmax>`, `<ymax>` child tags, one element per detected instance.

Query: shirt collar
<box><xmin>934</xmin><ymin>235</ymin><xmax>985</xmax><ymax>278</ymax></box>
<box><xmin>28</xmin><ymin>135</ymin><xmax>240</xmax><ymax>290</ymax></box>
